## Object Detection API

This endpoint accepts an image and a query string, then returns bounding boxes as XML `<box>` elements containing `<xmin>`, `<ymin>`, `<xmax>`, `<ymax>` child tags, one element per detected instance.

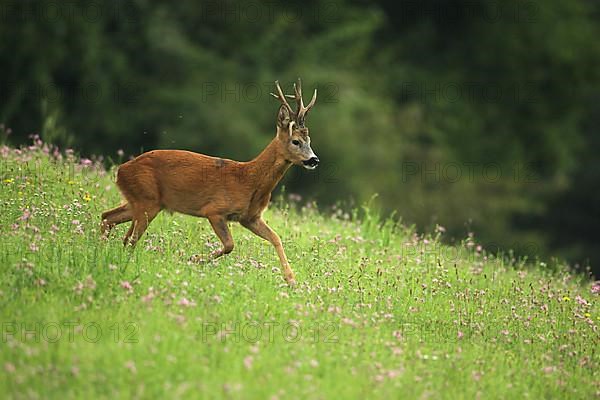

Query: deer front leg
<box><xmin>207</xmin><ymin>215</ymin><xmax>234</xmax><ymax>258</ymax></box>
<box><xmin>100</xmin><ymin>203</ymin><xmax>132</xmax><ymax>239</ymax></box>
<box><xmin>241</xmin><ymin>218</ymin><xmax>295</xmax><ymax>285</ymax></box>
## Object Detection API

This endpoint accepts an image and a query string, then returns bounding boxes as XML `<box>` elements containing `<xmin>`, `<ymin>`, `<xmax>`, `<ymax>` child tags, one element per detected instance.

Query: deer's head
<box><xmin>271</xmin><ymin>79</ymin><xmax>319</xmax><ymax>170</ymax></box>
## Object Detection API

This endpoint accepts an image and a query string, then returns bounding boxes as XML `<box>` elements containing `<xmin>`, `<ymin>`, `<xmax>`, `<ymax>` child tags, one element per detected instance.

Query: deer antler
<box><xmin>271</xmin><ymin>79</ymin><xmax>317</xmax><ymax>127</ymax></box>
<box><xmin>270</xmin><ymin>80</ymin><xmax>295</xmax><ymax>117</ymax></box>
<box><xmin>293</xmin><ymin>78</ymin><xmax>317</xmax><ymax>126</ymax></box>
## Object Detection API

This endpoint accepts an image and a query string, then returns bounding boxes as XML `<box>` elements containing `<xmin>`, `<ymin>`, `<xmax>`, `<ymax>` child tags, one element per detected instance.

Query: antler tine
<box><xmin>270</xmin><ymin>80</ymin><xmax>294</xmax><ymax>116</ymax></box>
<box><xmin>294</xmin><ymin>78</ymin><xmax>304</xmax><ymax>108</ymax></box>
<box><xmin>292</xmin><ymin>79</ymin><xmax>303</xmax><ymax>121</ymax></box>
<box><xmin>304</xmin><ymin>88</ymin><xmax>317</xmax><ymax>111</ymax></box>
<box><xmin>297</xmin><ymin>80</ymin><xmax>317</xmax><ymax>123</ymax></box>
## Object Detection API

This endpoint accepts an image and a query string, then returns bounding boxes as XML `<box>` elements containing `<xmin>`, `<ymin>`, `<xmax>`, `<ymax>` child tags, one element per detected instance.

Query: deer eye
<box><xmin>292</xmin><ymin>140</ymin><xmax>301</xmax><ymax>146</ymax></box>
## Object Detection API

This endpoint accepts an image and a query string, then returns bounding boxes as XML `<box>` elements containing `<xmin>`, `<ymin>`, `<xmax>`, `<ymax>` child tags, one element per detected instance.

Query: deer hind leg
<box><xmin>207</xmin><ymin>215</ymin><xmax>234</xmax><ymax>258</ymax></box>
<box><xmin>101</xmin><ymin>203</ymin><xmax>132</xmax><ymax>239</ymax></box>
<box><xmin>124</xmin><ymin>204</ymin><xmax>161</xmax><ymax>247</ymax></box>
<box><xmin>122</xmin><ymin>223</ymin><xmax>135</xmax><ymax>246</ymax></box>
<box><xmin>241</xmin><ymin>217</ymin><xmax>295</xmax><ymax>285</ymax></box>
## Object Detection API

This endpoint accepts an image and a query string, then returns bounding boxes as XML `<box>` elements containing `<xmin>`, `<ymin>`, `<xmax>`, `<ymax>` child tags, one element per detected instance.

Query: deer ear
<box><xmin>276</xmin><ymin>105</ymin><xmax>292</xmax><ymax>131</ymax></box>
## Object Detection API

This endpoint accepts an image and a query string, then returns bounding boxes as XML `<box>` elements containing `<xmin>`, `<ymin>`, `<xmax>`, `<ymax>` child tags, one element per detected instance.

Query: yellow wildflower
<box><xmin>68</xmin><ymin>180</ymin><xmax>75</xmax><ymax>185</ymax></box>
<box><xmin>3</xmin><ymin>178</ymin><xmax>13</xmax><ymax>183</ymax></box>
<box><xmin>562</xmin><ymin>296</ymin><xmax>570</xmax><ymax>302</ymax></box>
<box><xmin>83</xmin><ymin>193</ymin><xmax>92</xmax><ymax>202</ymax></box>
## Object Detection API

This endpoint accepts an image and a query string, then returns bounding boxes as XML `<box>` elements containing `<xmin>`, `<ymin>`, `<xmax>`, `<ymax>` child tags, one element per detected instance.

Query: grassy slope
<box><xmin>0</xmin><ymin>143</ymin><xmax>598</xmax><ymax>399</ymax></box>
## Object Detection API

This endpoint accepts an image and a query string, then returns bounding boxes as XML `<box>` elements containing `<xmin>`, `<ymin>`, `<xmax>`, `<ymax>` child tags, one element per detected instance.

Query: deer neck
<box><xmin>247</xmin><ymin>137</ymin><xmax>291</xmax><ymax>195</ymax></box>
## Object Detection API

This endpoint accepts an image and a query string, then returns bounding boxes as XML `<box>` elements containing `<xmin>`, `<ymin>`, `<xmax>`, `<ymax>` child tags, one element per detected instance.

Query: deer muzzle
<box><xmin>303</xmin><ymin>156</ymin><xmax>320</xmax><ymax>170</ymax></box>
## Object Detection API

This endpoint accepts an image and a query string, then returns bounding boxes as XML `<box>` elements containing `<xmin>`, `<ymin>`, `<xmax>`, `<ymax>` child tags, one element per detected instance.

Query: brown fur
<box><xmin>100</xmin><ymin>81</ymin><xmax>319</xmax><ymax>285</ymax></box>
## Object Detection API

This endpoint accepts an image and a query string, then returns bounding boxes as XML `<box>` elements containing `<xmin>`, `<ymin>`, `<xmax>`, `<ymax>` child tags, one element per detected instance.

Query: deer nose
<box><xmin>303</xmin><ymin>156</ymin><xmax>320</xmax><ymax>168</ymax></box>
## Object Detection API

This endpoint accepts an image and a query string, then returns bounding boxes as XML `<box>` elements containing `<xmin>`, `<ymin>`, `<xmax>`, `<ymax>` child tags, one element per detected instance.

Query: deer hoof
<box><xmin>210</xmin><ymin>249</ymin><xmax>224</xmax><ymax>259</ymax></box>
<box><xmin>189</xmin><ymin>254</ymin><xmax>209</xmax><ymax>264</ymax></box>
<box><xmin>284</xmin><ymin>271</ymin><xmax>296</xmax><ymax>286</ymax></box>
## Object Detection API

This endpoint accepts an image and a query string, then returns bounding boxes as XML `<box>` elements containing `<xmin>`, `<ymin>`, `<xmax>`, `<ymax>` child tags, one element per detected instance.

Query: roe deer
<box><xmin>101</xmin><ymin>79</ymin><xmax>319</xmax><ymax>285</ymax></box>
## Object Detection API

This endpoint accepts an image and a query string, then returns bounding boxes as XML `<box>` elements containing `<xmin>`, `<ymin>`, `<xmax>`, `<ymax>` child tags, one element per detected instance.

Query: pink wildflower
<box><xmin>120</xmin><ymin>281</ymin><xmax>133</xmax><ymax>293</ymax></box>
<box><xmin>124</xmin><ymin>360</ymin><xmax>137</xmax><ymax>374</ymax></box>
<box><xmin>20</xmin><ymin>209</ymin><xmax>31</xmax><ymax>221</ymax></box>
<box><xmin>142</xmin><ymin>290</ymin><xmax>155</xmax><ymax>303</ymax></box>
<box><xmin>243</xmin><ymin>356</ymin><xmax>254</xmax><ymax>370</ymax></box>
<box><xmin>178</xmin><ymin>298</ymin><xmax>196</xmax><ymax>307</ymax></box>
<box><xmin>575</xmin><ymin>295</ymin><xmax>589</xmax><ymax>306</ymax></box>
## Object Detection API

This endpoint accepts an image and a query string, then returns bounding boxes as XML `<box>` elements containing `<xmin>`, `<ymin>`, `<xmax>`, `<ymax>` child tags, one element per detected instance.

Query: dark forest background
<box><xmin>1</xmin><ymin>0</ymin><xmax>599</xmax><ymax>276</ymax></box>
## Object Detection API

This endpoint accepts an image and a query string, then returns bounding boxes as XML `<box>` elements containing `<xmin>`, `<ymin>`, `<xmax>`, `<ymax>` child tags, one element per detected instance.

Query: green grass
<box><xmin>0</xmin><ymin>142</ymin><xmax>598</xmax><ymax>399</ymax></box>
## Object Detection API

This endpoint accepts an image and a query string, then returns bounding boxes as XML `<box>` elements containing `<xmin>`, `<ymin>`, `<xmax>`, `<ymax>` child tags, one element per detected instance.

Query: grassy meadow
<box><xmin>0</xmin><ymin>140</ymin><xmax>598</xmax><ymax>399</ymax></box>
